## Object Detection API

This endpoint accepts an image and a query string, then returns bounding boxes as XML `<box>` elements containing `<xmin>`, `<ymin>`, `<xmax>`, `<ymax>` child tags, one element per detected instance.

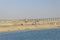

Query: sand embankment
<box><xmin>0</xmin><ymin>19</ymin><xmax>60</xmax><ymax>32</ymax></box>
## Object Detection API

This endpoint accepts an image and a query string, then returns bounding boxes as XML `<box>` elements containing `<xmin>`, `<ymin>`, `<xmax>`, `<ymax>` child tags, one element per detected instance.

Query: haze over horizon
<box><xmin>0</xmin><ymin>0</ymin><xmax>60</xmax><ymax>19</ymax></box>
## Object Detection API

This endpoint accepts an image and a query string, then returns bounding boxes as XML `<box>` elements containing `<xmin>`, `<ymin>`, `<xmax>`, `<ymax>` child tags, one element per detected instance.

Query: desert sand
<box><xmin>0</xmin><ymin>18</ymin><xmax>60</xmax><ymax>32</ymax></box>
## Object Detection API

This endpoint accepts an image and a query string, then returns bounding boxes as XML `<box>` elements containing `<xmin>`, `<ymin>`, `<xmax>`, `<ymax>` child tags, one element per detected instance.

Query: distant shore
<box><xmin>0</xmin><ymin>18</ymin><xmax>60</xmax><ymax>32</ymax></box>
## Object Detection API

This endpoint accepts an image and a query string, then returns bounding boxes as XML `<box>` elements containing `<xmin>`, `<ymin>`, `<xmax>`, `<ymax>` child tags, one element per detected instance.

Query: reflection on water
<box><xmin>0</xmin><ymin>28</ymin><xmax>60</xmax><ymax>40</ymax></box>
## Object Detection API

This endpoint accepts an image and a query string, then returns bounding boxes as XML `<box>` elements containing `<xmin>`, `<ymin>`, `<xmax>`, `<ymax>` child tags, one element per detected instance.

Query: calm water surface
<box><xmin>0</xmin><ymin>28</ymin><xmax>60</xmax><ymax>40</ymax></box>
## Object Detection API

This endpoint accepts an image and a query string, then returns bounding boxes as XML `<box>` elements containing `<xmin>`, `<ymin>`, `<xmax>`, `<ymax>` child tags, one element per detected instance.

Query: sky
<box><xmin>0</xmin><ymin>0</ymin><xmax>60</xmax><ymax>19</ymax></box>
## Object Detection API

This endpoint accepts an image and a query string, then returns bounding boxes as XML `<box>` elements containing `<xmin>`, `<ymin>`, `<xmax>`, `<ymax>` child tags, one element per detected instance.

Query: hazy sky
<box><xmin>0</xmin><ymin>0</ymin><xmax>60</xmax><ymax>19</ymax></box>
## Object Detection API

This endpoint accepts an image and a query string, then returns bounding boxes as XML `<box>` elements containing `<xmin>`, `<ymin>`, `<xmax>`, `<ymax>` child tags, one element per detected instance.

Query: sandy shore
<box><xmin>0</xmin><ymin>19</ymin><xmax>60</xmax><ymax>32</ymax></box>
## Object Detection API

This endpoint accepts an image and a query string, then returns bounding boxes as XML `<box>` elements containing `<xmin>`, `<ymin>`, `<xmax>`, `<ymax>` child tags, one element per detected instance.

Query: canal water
<box><xmin>0</xmin><ymin>28</ymin><xmax>60</xmax><ymax>40</ymax></box>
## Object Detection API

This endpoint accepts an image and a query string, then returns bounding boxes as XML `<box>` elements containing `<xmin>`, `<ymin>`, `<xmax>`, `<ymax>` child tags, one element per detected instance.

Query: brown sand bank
<box><xmin>0</xmin><ymin>19</ymin><xmax>60</xmax><ymax>32</ymax></box>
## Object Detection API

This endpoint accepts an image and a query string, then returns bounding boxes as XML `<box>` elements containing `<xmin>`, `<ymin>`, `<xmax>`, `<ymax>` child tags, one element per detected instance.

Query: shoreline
<box><xmin>0</xmin><ymin>19</ymin><xmax>60</xmax><ymax>32</ymax></box>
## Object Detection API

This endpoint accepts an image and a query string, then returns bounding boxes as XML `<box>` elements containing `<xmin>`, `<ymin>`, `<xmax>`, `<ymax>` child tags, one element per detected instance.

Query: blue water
<box><xmin>0</xmin><ymin>28</ymin><xmax>60</xmax><ymax>40</ymax></box>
